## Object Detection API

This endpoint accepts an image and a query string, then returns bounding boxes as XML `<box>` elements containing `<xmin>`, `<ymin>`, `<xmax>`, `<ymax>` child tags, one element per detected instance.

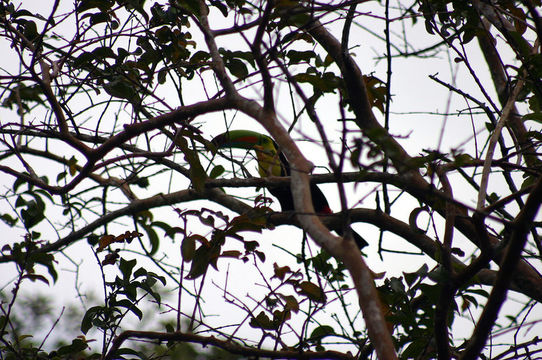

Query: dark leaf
<box><xmin>56</xmin><ymin>338</ymin><xmax>89</xmax><ymax>356</ymax></box>
<box><xmin>249</xmin><ymin>311</ymin><xmax>277</xmax><ymax>330</ymax></box>
<box><xmin>142</xmin><ymin>224</ymin><xmax>160</xmax><ymax>255</ymax></box>
<box><xmin>309</xmin><ymin>325</ymin><xmax>335</xmax><ymax>342</ymax></box>
<box><xmin>210</xmin><ymin>165</ymin><xmax>225</xmax><ymax>179</ymax></box>
<box><xmin>297</xmin><ymin>281</ymin><xmax>327</xmax><ymax>304</ymax></box>
<box><xmin>81</xmin><ymin>306</ymin><xmax>103</xmax><ymax>334</ymax></box>
<box><xmin>119</xmin><ymin>258</ymin><xmax>137</xmax><ymax>280</ymax></box>
<box><xmin>181</xmin><ymin>235</ymin><xmax>196</xmax><ymax>262</ymax></box>
<box><xmin>175</xmin><ymin>135</ymin><xmax>207</xmax><ymax>192</ymax></box>
<box><xmin>225</xmin><ymin>57</ymin><xmax>248</xmax><ymax>79</ymax></box>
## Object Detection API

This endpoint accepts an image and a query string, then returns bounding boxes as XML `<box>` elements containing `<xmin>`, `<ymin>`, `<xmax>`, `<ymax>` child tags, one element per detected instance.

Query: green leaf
<box><xmin>180</xmin><ymin>0</ymin><xmax>204</xmax><ymax>16</ymax></box>
<box><xmin>465</xmin><ymin>288</ymin><xmax>490</xmax><ymax>298</ymax></box>
<box><xmin>279</xmin><ymin>294</ymin><xmax>299</xmax><ymax>313</ymax></box>
<box><xmin>220</xmin><ymin>250</ymin><xmax>241</xmax><ymax>259</ymax></box>
<box><xmin>226</xmin><ymin>213</ymin><xmax>265</xmax><ymax>234</ymax></box>
<box><xmin>529</xmin><ymin>94</ymin><xmax>541</xmax><ymax>112</ymax></box>
<box><xmin>72</xmin><ymin>51</ymin><xmax>96</xmax><ymax>69</ymax></box>
<box><xmin>1</xmin><ymin>213</ymin><xmax>18</xmax><ymax>226</ymax></box>
<box><xmin>17</xmin><ymin>334</ymin><xmax>33</xmax><ymax>341</ymax></box>
<box><xmin>309</xmin><ymin>325</ymin><xmax>335</xmax><ymax>341</ymax></box>
<box><xmin>210</xmin><ymin>165</ymin><xmax>225</xmax><ymax>179</ymax></box>
<box><xmin>92</xmin><ymin>46</ymin><xmax>117</xmax><ymax>59</ymax></box>
<box><xmin>244</xmin><ymin>240</ymin><xmax>259</xmax><ymax>252</ymax></box>
<box><xmin>151</xmin><ymin>221</ymin><xmax>173</xmax><ymax>238</ymax></box>
<box><xmin>521</xmin><ymin>174</ymin><xmax>537</xmax><ymax>189</ymax></box>
<box><xmin>81</xmin><ymin>306</ymin><xmax>103</xmax><ymax>334</ymax></box>
<box><xmin>155</xmin><ymin>26</ymin><xmax>172</xmax><ymax>43</ymax></box>
<box><xmin>121</xmin><ymin>280</ymin><xmax>138</xmax><ymax>302</ymax></box>
<box><xmin>287</xmin><ymin>50</ymin><xmax>315</xmax><ymax>64</ymax></box>
<box><xmin>77</xmin><ymin>0</ymin><xmax>113</xmax><ymax>12</ymax></box>
<box><xmin>297</xmin><ymin>281</ymin><xmax>327</xmax><ymax>304</ymax></box>
<box><xmin>249</xmin><ymin>311</ymin><xmax>277</xmax><ymax>330</ymax></box>
<box><xmin>462</xmin><ymin>27</ymin><xmax>477</xmax><ymax>44</ymax></box>
<box><xmin>113</xmin><ymin>299</ymin><xmax>143</xmax><ymax>320</ymax></box>
<box><xmin>13</xmin><ymin>176</ymin><xmax>27</xmax><ymax>192</ymax></box>
<box><xmin>255</xmin><ymin>250</ymin><xmax>265</xmax><ymax>262</ymax></box>
<box><xmin>225</xmin><ymin>57</ymin><xmax>248</xmax><ymax>79</ymax></box>
<box><xmin>282</xmin><ymin>10</ymin><xmax>311</xmax><ymax>27</ymax></box>
<box><xmin>112</xmin><ymin>347</ymin><xmax>143</xmax><ymax>357</ymax></box>
<box><xmin>403</xmin><ymin>264</ymin><xmax>428</xmax><ymax>286</ymax></box>
<box><xmin>508</xmin><ymin>31</ymin><xmax>532</xmax><ymax>57</ymax></box>
<box><xmin>187</xmin><ymin>239</ymin><xmax>219</xmax><ymax>279</ymax></box>
<box><xmin>21</xmin><ymin>19</ymin><xmax>39</xmax><ymax>42</ymax></box>
<box><xmin>119</xmin><ymin>258</ymin><xmax>137</xmax><ymax>280</ymax></box>
<box><xmin>22</xmin><ymin>273</ymin><xmax>49</xmax><ymax>285</ymax></box>
<box><xmin>89</xmin><ymin>12</ymin><xmax>110</xmax><ymax>25</ymax></box>
<box><xmin>68</xmin><ymin>156</ymin><xmax>78</xmax><ymax>176</ymax></box>
<box><xmin>103</xmin><ymin>77</ymin><xmax>140</xmax><ymax>102</ymax></box>
<box><xmin>403</xmin><ymin>337</ymin><xmax>433</xmax><ymax>359</ymax></box>
<box><xmin>510</xmin><ymin>6</ymin><xmax>527</xmax><ymax>35</ymax></box>
<box><xmin>181</xmin><ymin>235</ymin><xmax>196</xmax><ymax>262</ymax></box>
<box><xmin>522</xmin><ymin>112</ymin><xmax>542</xmax><ymax>123</ymax></box>
<box><xmin>2</xmin><ymin>84</ymin><xmax>44</xmax><ymax>110</ymax></box>
<box><xmin>210</xmin><ymin>0</ymin><xmax>228</xmax><ymax>17</ymax></box>
<box><xmin>142</xmin><ymin>224</ymin><xmax>160</xmax><ymax>255</ymax></box>
<box><xmin>294</xmin><ymin>72</ymin><xmax>340</xmax><ymax>93</ymax></box>
<box><xmin>56</xmin><ymin>170</ymin><xmax>66</xmax><ymax>182</ymax></box>
<box><xmin>461</xmin><ymin>294</ymin><xmax>479</xmax><ymax>308</ymax></box>
<box><xmin>56</xmin><ymin>338</ymin><xmax>88</xmax><ymax>356</ymax></box>
<box><xmin>31</xmin><ymin>252</ymin><xmax>58</xmax><ymax>283</ymax></box>
<box><xmin>389</xmin><ymin>277</ymin><xmax>406</xmax><ymax>294</ymax></box>
<box><xmin>148</xmin><ymin>271</ymin><xmax>166</xmax><ymax>286</ymax></box>
<box><xmin>175</xmin><ymin>135</ymin><xmax>207</xmax><ymax>192</ymax></box>
<box><xmin>20</xmin><ymin>199</ymin><xmax>45</xmax><ymax>228</ymax></box>
<box><xmin>453</xmin><ymin>153</ymin><xmax>474</xmax><ymax>166</ymax></box>
<box><xmin>190</xmin><ymin>50</ymin><xmax>211</xmax><ymax>64</ymax></box>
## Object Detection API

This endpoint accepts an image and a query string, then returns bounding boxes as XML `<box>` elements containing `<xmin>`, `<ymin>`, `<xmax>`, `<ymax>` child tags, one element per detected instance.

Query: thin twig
<box><xmin>477</xmin><ymin>77</ymin><xmax>525</xmax><ymax>210</ymax></box>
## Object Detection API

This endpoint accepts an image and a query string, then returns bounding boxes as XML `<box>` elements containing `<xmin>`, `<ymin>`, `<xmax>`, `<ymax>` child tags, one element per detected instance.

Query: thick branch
<box><xmin>0</xmin><ymin>188</ymin><xmax>251</xmax><ymax>263</ymax></box>
<box><xmin>227</xmin><ymin>95</ymin><xmax>398</xmax><ymax>358</ymax></box>
<box><xmin>301</xmin><ymin>13</ymin><xmax>542</xmax><ymax>307</ymax></box>
<box><xmin>104</xmin><ymin>330</ymin><xmax>355</xmax><ymax>360</ymax></box>
<box><xmin>460</xmin><ymin>175</ymin><xmax>542</xmax><ymax>360</ymax></box>
<box><xmin>0</xmin><ymin>97</ymin><xmax>230</xmax><ymax>195</ymax></box>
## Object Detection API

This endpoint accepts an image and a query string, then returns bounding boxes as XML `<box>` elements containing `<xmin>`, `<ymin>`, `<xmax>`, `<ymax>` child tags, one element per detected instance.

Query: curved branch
<box><xmin>461</xmin><ymin>175</ymin><xmax>542</xmax><ymax>360</ymax></box>
<box><xmin>0</xmin><ymin>97</ymin><xmax>230</xmax><ymax>195</ymax></box>
<box><xmin>104</xmin><ymin>330</ymin><xmax>355</xmax><ymax>360</ymax></box>
<box><xmin>2</xmin><ymin>173</ymin><xmax>539</xmax><ymax>301</ymax></box>
<box><xmin>0</xmin><ymin>188</ymin><xmax>251</xmax><ymax>264</ymax></box>
<box><xmin>0</xmin><ymin>16</ymin><xmax>89</xmax><ymax>154</ymax></box>
<box><xmin>297</xmin><ymin>12</ymin><xmax>542</xmax><ymax>308</ymax></box>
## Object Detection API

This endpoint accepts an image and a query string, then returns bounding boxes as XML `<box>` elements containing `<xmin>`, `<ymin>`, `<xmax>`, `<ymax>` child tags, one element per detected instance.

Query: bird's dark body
<box><xmin>272</xmin><ymin>148</ymin><xmax>368</xmax><ymax>249</ymax></box>
<box><xmin>213</xmin><ymin>131</ymin><xmax>368</xmax><ymax>249</ymax></box>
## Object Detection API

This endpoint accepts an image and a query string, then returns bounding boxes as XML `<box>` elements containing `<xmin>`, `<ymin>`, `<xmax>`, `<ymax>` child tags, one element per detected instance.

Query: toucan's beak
<box><xmin>211</xmin><ymin>130</ymin><xmax>283</xmax><ymax>178</ymax></box>
<box><xmin>212</xmin><ymin>130</ymin><xmax>263</xmax><ymax>150</ymax></box>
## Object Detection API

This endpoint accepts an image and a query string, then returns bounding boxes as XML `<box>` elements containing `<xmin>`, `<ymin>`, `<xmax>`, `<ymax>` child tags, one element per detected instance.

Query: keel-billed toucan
<box><xmin>212</xmin><ymin>130</ymin><xmax>368</xmax><ymax>249</ymax></box>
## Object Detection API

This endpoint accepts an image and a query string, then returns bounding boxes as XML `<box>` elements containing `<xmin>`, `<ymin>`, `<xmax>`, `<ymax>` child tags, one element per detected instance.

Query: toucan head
<box><xmin>212</xmin><ymin>130</ymin><xmax>286</xmax><ymax>177</ymax></box>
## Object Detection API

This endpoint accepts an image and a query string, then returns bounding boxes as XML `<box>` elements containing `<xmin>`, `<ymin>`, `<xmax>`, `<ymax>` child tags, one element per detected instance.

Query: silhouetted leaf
<box><xmin>297</xmin><ymin>281</ymin><xmax>326</xmax><ymax>304</ymax></box>
<box><xmin>249</xmin><ymin>311</ymin><xmax>277</xmax><ymax>330</ymax></box>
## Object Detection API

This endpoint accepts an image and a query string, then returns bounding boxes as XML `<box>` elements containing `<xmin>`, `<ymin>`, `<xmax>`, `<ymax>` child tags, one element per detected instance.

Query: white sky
<box><xmin>1</xmin><ymin>0</ymin><xmax>541</xmax><ymax>356</ymax></box>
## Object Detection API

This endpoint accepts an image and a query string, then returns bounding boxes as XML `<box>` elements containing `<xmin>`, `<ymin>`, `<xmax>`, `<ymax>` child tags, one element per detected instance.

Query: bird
<box><xmin>211</xmin><ymin>129</ymin><xmax>368</xmax><ymax>249</ymax></box>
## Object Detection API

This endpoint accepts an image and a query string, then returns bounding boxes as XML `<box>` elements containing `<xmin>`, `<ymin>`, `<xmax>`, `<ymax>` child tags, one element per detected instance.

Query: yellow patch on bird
<box><xmin>253</xmin><ymin>144</ymin><xmax>282</xmax><ymax>177</ymax></box>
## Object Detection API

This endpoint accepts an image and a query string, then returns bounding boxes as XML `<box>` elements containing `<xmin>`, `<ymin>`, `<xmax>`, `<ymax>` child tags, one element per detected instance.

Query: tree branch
<box><xmin>460</xmin><ymin>175</ymin><xmax>542</xmax><ymax>360</ymax></box>
<box><xmin>104</xmin><ymin>330</ymin><xmax>355</xmax><ymax>360</ymax></box>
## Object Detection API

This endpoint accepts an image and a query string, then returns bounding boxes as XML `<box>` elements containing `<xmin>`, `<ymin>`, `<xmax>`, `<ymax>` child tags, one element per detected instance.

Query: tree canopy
<box><xmin>1</xmin><ymin>0</ymin><xmax>541</xmax><ymax>359</ymax></box>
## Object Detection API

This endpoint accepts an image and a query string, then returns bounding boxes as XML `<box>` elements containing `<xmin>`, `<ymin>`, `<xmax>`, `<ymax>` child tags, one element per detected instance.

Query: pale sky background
<box><xmin>1</xmin><ymin>0</ymin><xmax>541</xmax><ymax>355</ymax></box>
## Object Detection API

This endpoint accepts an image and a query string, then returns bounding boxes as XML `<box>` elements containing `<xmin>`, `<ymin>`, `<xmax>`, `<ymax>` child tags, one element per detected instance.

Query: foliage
<box><xmin>1</xmin><ymin>0</ymin><xmax>541</xmax><ymax>359</ymax></box>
